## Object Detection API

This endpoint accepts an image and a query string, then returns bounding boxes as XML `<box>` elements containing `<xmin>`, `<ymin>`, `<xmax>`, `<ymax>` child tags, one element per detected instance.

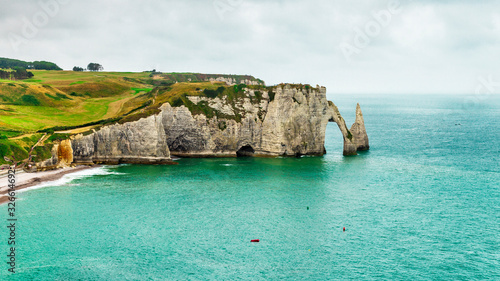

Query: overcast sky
<box><xmin>1</xmin><ymin>0</ymin><xmax>499</xmax><ymax>95</ymax></box>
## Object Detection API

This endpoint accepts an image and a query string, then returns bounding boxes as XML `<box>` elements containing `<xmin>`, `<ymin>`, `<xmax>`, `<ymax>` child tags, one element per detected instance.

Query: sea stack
<box><xmin>350</xmin><ymin>103</ymin><xmax>370</xmax><ymax>151</ymax></box>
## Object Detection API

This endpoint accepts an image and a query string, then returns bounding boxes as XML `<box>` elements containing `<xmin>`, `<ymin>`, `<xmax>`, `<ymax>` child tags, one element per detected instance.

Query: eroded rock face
<box><xmin>57</xmin><ymin>140</ymin><xmax>73</xmax><ymax>166</ymax></box>
<box><xmin>36</xmin><ymin>140</ymin><xmax>74</xmax><ymax>170</ymax></box>
<box><xmin>204</xmin><ymin>77</ymin><xmax>263</xmax><ymax>86</ymax></box>
<box><xmin>259</xmin><ymin>85</ymin><xmax>330</xmax><ymax>156</ymax></box>
<box><xmin>71</xmin><ymin>114</ymin><xmax>172</xmax><ymax>165</ymax></box>
<box><xmin>160</xmin><ymin>85</ymin><xmax>331</xmax><ymax>157</ymax></box>
<box><xmin>49</xmin><ymin>84</ymin><xmax>368</xmax><ymax>167</ymax></box>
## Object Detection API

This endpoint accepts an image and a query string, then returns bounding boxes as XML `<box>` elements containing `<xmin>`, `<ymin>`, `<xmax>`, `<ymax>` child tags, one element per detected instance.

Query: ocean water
<box><xmin>2</xmin><ymin>94</ymin><xmax>499</xmax><ymax>280</ymax></box>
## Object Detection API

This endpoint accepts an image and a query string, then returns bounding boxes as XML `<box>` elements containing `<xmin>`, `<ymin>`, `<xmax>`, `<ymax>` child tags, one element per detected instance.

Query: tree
<box><xmin>0</xmin><ymin>67</ymin><xmax>35</xmax><ymax>80</ymax></box>
<box><xmin>87</xmin><ymin>63</ymin><xmax>103</xmax><ymax>72</ymax></box>
<box><xmin>31</xmin><ymin>61</ymin><xmax>62</xmax><ymax>70</ymax></box>
<box><xmin>13</xmin><ymin>68</ymin><xmax>34</xmax><ymax>79</ymax></box>
<box><xmin>0</xmin><ymin>57</ymin><xmax>61</xmax><ymax>70</ymax></box>
<box><xmin>73</xmin><ymin>66</ymin><xmax>84</xmax><ymax>72</ymax></box>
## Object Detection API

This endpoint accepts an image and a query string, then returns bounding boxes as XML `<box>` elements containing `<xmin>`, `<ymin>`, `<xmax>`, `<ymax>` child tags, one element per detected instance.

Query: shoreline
<box><xmin>0</xmin><ymin>165</ymin><xmax>99</xmax><ymax>205</ymax></box>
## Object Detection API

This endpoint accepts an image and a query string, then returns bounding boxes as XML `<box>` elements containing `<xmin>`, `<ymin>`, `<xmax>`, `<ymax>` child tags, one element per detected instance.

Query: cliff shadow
<box><xmin>236</xmin><ymin>145</ymin><xmax>255</xmax><ymax>157</ymax></box>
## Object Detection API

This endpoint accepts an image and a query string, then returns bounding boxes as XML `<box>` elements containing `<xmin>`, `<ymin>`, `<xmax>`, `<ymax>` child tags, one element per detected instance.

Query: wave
<box><xmin>19</xmin><ymin>166</ymin><xmax>125</xmax><ymax>193</ymax></box>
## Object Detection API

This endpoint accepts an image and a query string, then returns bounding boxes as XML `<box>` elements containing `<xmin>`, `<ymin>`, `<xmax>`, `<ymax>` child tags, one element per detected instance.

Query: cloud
<box><xmin>0</xmin><ymin>0</ymin><xmax>499</xmax><ymax>95</ymax></box>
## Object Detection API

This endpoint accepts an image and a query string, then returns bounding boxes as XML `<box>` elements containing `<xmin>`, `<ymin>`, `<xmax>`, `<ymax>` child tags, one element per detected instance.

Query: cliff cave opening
<box><xmin>236</xmin><ymin>145</ymin><xmax>255</xmax><ymax>157</ymax></box>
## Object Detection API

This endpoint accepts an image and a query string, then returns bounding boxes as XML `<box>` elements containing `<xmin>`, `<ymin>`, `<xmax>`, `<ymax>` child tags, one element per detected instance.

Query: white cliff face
<box><xmin>240</xmin><ymin>79</ymin><xmax>261</xmax><ymax>86</ymax></box>
<box><xmin>186</xmin><ymin>96</ymin><xmax>236</xmax><ymax>116</ymax></box>
<box><xmin>204</xmin><ymin>77</ymin><xmax>264</xmax><ymax>86</ymax></box>
<box><xmin>48</xmin><ymin>84</ymin><xmax>368</xmax><ymax>167</ymax></box>
<box><xmin>159</xmin><ymin>85</ymin><xmax>332</xmax><ymax>157</ymax></box>
<box><xmin>71</xmin><ymin>114</ymin><xmax>171</xmax><ymax>165</ymax></box>
<box><xmin>258</xmin><ymin>85</ymin><xmax>330</xmax><ymax>156</ymax></box>
<box><xmin>206</xmin><ymin>77</ymin><xmax>237</xmax><ymax>85</ymax></box>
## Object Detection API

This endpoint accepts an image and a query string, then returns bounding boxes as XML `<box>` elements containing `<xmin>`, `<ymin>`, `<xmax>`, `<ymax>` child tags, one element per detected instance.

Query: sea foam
<box><xmin>19</xmin><ymin>166</ymin><xmax>125</xmax><ymax>193</ymax></box>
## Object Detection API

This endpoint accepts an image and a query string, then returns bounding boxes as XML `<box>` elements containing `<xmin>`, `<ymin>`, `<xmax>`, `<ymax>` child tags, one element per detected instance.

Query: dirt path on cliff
<box><xmin>103</xmin><ymin>95</ymin><xmax>136</xmax><ymax>119</ymax></box>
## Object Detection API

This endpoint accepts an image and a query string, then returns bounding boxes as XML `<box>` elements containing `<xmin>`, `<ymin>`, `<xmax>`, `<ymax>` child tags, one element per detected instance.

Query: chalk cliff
<box><xmin>162</xmin><ymin>85</ymin><xmax>331</xmax><ymax>157</ymax></box>
<box><xmin>38</xmin><ymin>84</ymin><xmax>369</xmax><ymax>168</ymax></box>
<box><xmin>71</xmin><ymin>114</ymin><xmax>171</xmax><ymax>165</ymax></box>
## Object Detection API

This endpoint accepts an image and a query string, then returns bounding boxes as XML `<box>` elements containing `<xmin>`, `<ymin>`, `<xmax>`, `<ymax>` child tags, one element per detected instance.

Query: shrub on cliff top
<box><xmin>233</xmin><ymin>84</ymin><xmax>246</xmax><ymax>93</ymax></box>
<box><xmin>47</xmin><ymin>133</ymin><xmax>70</xmax><ymax>142</ymax></box>
<box><xmin>203</xmin><ymin>86</ymin><xmax>225</xmax><ymax>98</ymax></box>
<box><xmin>20</xmin><ymin>95</ymin><xmax>41</xmax><ymax>106</ymax></box>
<box><xmin>0</xmin><ymin>139</ymin><xmax>28</xmax><ymax>165</ymax></box>
<box><xmin>268</xmin><ymin>91</ymin><xmax>275</xmax><ymax>101</ymax></box>
<box><xmin>33</xmin><ymin>145</ymin><xmax>53</xmax><ymax>161</ymax></box>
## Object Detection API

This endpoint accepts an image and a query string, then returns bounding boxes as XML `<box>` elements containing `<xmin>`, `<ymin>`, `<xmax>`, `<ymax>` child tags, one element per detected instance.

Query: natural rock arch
<box><xmin>328</xmin><ymin>102</ymin><xmax>369</xmax><ymax>156</ymax></box>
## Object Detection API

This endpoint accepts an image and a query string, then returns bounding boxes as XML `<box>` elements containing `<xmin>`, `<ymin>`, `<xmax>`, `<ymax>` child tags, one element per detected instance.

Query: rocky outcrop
<box><xmin>37</xmin><ymin>144</ymin><xmax>60</xmax><ymax>170</ymax></box>
<box><xmin>37</xmin><ymin>139</ymin><xmax>74</xmax><ymax>170</ymax></box>
<box><xmin>70</xmin><ymin>114</ymin><xmax>172</xmax><ymax>165</ymax></box>
<box><xmin>350</xmin><ymin>104</ymin><xmax>369</xmax><ymax>151</ymax></box>
<box><xmin>39</xmin><ymin>84</ymin><xmax>369</xmax><ymax>168</ymax></box>
<box><xmin>58</xmin><ymin>140</ymin><xmax>74</xmax><ymax>166</ymax></box>
<box><xmin>327</xmin><ymin>101</ymin><xmax>369</xmax><ymax>156</ymax></box>
<box><xmin>205</xmin><ymin>77</ymin><xmax>264</xmax><ymax>86</ymax></box>
<box><xmin>161</xmin><ymin>85</ymin><xmax>331</xmax><ymax>157</ymax></box>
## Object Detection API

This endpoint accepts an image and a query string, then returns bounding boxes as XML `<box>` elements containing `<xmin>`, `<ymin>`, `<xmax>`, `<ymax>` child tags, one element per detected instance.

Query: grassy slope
<box><xmin>0</xmin><ymin>70</ymin><xmax>155</xmax><ymax>131</ymax></box>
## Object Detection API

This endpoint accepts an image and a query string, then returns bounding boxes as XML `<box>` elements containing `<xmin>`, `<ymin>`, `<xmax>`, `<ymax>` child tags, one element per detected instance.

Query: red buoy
<box><xmin>343</xmin><ymin>227</ymin><xmax>346</xmax><ymax>232</ymax></box>
<box><xmin>251</xmin><ymin>239</ymin><xmax>260</xmax><ymax>243</ymax></box>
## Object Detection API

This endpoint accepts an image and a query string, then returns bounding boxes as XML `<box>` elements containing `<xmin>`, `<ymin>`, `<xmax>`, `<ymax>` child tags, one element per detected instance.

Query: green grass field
<box><xmin>131</xmin><ymin>87</ymin><xmax>153</xmax><ymax>95</ymax></box>
<box><xmin>0</xmin><ymin>70</ymin><xmax>154</xmax><ymax>131</ymax></box>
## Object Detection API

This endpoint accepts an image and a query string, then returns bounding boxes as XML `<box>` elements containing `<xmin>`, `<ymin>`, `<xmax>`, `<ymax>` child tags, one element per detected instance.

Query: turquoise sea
<box><xmin>2</xmin><ymin>94</ymin><xmax>499</xmax><ymax>280</ymax></box>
